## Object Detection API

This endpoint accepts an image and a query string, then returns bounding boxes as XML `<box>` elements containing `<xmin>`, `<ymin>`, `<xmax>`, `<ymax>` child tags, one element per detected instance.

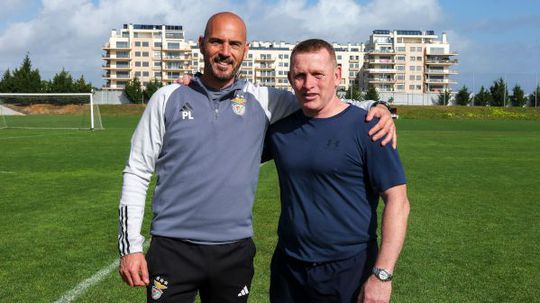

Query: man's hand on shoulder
<box><xmin>366</xmin><ymin>103</ymin><xmax>397</xmax><ymax>149</ymax></box>
<box><xmin>358</xmin><ymin>275</ymin><xmax>392</xmax><ymax>303</ymax></box>
<box><xmin>174</xmin><ymin>74</ymin><xmax>193</xmax><ymax>86</ymax></box>
<box><xmin>119</xmin><ymin>252</ymin><xmax>149</xmax><ymax>287</ymax></box>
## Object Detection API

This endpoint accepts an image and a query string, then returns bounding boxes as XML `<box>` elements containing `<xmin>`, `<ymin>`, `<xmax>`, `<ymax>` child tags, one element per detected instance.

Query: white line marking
<box><xmin>53</xmin><ymin>240</ymin><xmax>150</xmax><ymax>303</ymax></box>
<box><xmin>54</xmin><ymin>162</ymin><xmax>270</xmax><ymax>302</ymax></box>
<box><xmin>0</xmin><ymin>171</ymin><xmax>15</xmax><ymax>174</ymax></box>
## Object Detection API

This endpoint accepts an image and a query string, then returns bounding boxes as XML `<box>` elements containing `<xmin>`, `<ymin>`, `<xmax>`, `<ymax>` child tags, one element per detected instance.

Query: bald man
<box><xmin>117</xmin><ymin>12</ymin><xmax>396</xmax><ymax>303</ymax></box>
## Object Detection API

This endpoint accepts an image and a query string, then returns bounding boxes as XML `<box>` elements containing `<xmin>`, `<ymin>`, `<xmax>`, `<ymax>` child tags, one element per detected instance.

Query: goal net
<box><xmin>0</xmin><ymin>93</ymin><xmax>103</xmax><ymax>130</ymax></box>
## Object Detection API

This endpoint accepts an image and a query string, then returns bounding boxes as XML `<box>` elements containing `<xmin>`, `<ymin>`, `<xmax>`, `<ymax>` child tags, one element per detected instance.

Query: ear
<box><xmin>198</xmin><ymin>35</ymin><xmax>204</xmax><ymax>50</ymax></box>
<box><xmin>287</xmin><ymin>71</ymin><xmax>293</xmax><ymax>85</ymax></box>
<box><xmin>243</xmin><ymin>42</ymin><xmax>250</xmax><ymax>60</ymax></box>
<box><xmin>334</xmin><ymin>65</ymin><xmax>342</xmax><ymax>87</ymax></box>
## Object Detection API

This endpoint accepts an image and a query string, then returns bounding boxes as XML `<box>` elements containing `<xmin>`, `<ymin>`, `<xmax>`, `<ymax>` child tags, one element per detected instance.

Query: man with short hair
<box><xmin>264</xmin><ymin>39</ymin><xmax>410</xmax><ymax>303</ymax></box>
<box><xmin>118</xmin><ymin>12</ymin><xmax>396</xmax><ymax>303</ymax></box>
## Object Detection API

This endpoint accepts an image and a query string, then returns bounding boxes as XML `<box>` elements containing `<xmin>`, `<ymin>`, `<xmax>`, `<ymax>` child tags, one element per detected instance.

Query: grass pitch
<box><xmin>0</xmin><ymin>112</ymin><xmax>539</xmax><ymax>302</ymax></box>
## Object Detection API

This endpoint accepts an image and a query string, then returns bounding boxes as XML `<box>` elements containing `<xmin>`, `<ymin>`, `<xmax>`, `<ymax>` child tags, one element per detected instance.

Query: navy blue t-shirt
<box><xmin>264</xmin><ymin>105</ymin><xmax>406</xmax><ymax>262</ymax></box>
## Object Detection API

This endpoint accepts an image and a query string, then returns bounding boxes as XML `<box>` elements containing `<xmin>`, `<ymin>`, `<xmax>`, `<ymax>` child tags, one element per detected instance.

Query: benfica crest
<box><xmin>151</xmin><ymin>276</ymin><xmax>168</xmax><ymax>300</ymax></box>
<box><xmin>231</xmin><ymin>93</ymin><xmax>247</xmax><ymax>116</ymax></box>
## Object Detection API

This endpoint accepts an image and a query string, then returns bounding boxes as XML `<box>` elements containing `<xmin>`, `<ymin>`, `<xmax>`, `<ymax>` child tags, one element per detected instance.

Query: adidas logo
<box><xmin>237</xmin><ymin>285</ymin><xmax>249</xmax><ymax>297</ymax></box>
<box><xmin>180</xmin><ymin>102</ymin><xmax>194</xmax><ymax>120</ymax></box>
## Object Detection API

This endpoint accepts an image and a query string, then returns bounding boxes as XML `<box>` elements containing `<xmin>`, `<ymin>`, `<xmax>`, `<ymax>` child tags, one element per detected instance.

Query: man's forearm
<box><xmin>375</xmin><ymin>184</ymin><xmax>410</xmax><ymax>272</ymax></box>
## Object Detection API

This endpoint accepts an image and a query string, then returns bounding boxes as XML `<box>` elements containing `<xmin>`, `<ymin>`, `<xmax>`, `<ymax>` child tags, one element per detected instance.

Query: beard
<box><xmin>204</xmin><ymin>54</ymin><xmax>242</xmax><ymax>82</ymax></box>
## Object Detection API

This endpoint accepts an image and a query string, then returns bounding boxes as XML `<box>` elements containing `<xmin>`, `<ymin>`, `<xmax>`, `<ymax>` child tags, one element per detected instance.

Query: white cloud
<box><xmin>0</xmin><ymin>0</ymin><xmax>446</xmax><ymax>86</ymax></box>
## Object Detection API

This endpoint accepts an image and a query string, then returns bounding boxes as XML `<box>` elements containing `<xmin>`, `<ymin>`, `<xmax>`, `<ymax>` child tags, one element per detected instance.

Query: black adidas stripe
<box><xmin>118</xmin><ymin>206</ymin><xmax>130</xmax><ymax>255</ymax></box>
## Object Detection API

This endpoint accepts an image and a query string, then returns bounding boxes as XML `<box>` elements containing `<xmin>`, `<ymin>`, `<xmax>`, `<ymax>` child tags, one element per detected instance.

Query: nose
<box><xmin>303</xmin><ymin>74</ymin><xmax>316</xmax><ymax>90</ymax></box>
<box><xmin>219</xmin><ymin>43</ymin><xmax>231</xmax><ymax>56</ymax></box>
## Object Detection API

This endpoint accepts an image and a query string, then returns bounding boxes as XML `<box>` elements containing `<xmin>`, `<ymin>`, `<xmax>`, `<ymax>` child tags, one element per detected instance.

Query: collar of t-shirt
<box><xmin>192</xmin><ymin>73</ymin><xmax>244</xmax><ymax>102</ymax></box>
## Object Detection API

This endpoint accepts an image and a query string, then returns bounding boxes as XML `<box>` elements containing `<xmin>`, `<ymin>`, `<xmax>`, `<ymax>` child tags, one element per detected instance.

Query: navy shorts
<box><xmin>146</xmin><ymin>236</ymin><xmax>256</xmax><ymax>303</ymax></box>
<box><xmin>269</xmin><ymin>242</ymin><xmax>378</xmax><ymax>303</ymax></box>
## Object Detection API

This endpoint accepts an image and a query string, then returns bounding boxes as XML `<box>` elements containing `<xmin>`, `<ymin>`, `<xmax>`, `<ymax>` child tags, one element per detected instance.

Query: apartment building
<box><xmin>102</xmin><ymin>24</ymin><xmax>197</xmax><ymax>90</ymax></box>
<box><xmin>101</xmin><ymin>24</ymin><xmax>365</xmax><ymax>91</ymax></box>
<box><xmin>362</xmin><ymin>30</ymin><xmax>458</xmax><ymax>93</ymax></box>
<box><xmin>101</xmin><ymin>25</ymin><xmax>457</xmax><ymax>94</ymax></box>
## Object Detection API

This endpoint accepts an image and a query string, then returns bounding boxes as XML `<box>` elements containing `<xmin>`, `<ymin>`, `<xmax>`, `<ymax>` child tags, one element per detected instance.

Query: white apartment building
<box><xmin>362</xmin><ymin>30</ymin><xmax>458</xmax><ymax>93</ymax></box>
<box><xmin>102</xmin><ymin>24</ymin><xmax>365</xmax><ymax>91</ymax></box>
<box><xmin>102</xmin><ymin>25</ymin><xmax>457</xmax><ymax>94</ymax></box>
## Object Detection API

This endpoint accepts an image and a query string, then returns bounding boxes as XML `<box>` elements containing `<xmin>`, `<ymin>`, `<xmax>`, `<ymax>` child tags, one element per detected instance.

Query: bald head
<box><xmin>204</xmin><ymin>12</ymin><xmax>247</xmax><ymax>41</ymax></box>
<box><xmin>199</xmin><ymin>12</ymin><xmax>249</xmax><ymax>89</ymax></box>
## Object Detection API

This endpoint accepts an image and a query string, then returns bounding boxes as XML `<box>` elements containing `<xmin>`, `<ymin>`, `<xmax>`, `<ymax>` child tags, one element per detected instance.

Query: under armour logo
<box><xmin>326</xmin><ymin>139</ymin><xmax>340</xmax><ymax>148</ymax></box>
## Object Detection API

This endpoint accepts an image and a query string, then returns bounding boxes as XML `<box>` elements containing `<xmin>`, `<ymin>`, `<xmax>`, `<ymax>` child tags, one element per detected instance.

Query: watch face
<box><xmin>379</xmin><ymin>271</ymin><xmax>389</xmax><ymax>280</ymax></box>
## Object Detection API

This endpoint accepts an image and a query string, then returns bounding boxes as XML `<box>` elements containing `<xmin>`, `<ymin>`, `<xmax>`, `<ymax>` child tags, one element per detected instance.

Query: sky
<box><xmin>0</xmin><ymin>0</ymin><xmax>539</xmax><ymax>92</ymax></box>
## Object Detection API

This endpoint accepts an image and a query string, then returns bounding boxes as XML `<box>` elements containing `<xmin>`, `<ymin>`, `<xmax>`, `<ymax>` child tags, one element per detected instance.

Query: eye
<box><xmin>314</xmin><ymin>73</ymin><xmax>325</xmax><ymax>79</ymax></box>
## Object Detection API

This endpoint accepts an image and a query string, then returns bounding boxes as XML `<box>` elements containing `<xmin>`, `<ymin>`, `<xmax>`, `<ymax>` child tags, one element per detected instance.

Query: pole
<box><xmin>90</xmin><ymin>93</ymin><xmax>95</xmax><ymax>131</ymax></box>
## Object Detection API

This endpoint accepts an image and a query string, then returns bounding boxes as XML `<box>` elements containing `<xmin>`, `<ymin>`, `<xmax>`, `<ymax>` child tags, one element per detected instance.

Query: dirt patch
<box><xmin>8</xmin><ymin>104</ymin><xmax>86</xmax><ymax>115</ymax></box>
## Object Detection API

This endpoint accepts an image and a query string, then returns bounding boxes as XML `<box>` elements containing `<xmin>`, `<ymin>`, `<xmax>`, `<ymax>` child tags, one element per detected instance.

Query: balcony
<box><xmin>162</xmin><ymin>56</ymin><xmax>192</xmax><ymax>62</ymax></box>
<box><xmin>368</xmin><ymin>78</ymin><xmax>396</xmax><ymax>83</ymax></box>
<box><xmin>365</xmin><ymin>59</ymin><xmax>395</xmax><ymax>64</ymax></box>
<box><xmin>102</xmin><ymin>64</ymin><xmax>131</xmax><ymax>71</ymax></box>
<box><xmin>102</xmin><ymin>43</ymin><xmax>131</xmax><ymax>50</ymax></box>
<box><xmin>425</xmin><ymin>59</ymin><xmax>458</xmax><ymax>65</ymax></box>
<box><xmin>425</xmin><ymin>69</ymin><xmax>458</xmax><ymax>75</ymax></box>
<box><xmin>255</xmin><ymin>57</ymin><xmax>275</xmax><ymax>62</ymax></box>
<box><xmin>255</xmin><ymin>65</ymin><xmax>275</xmax><ymax>70</ymax></box>
<box><xmin>425</xmin><ymin>78</ymin><xmax>457</xmax><ymax>84</ymax></box>
<box><xmin>367</xmin><ymin>49</ymin><xmax>396</xmax><ymax>55</ymax></box>
<box><xmin>365</xmin><ymin>68</ymin><xmax>397</xmax><ymax>74</ymax></box>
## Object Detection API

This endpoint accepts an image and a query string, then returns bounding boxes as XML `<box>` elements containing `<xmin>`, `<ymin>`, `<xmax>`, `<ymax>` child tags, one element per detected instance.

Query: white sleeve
<box><xmin>118</xmin><ymin>84</ymin><xmax>178</xmax><ymax>256</ymax></box>
<box><xmin>244</xmin><ymin>83</ymin><xmax>299</xmax><ymax>124</ymax></box>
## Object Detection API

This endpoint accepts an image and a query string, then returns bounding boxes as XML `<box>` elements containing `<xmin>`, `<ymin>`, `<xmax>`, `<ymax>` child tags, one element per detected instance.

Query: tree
<box><xmin>48</xmin><ymin>68</ymin><xmax>74</xmax><ymax>93</ymax></box>
<box><xmin>124</xmin><ymin>77</ymin><xmax>143</xmax><ymax>103</ymax></box>
<box><xmin>73</xmin><ymin>75</ymin><xmax>92</xmax><ymax>93</ymax></box>
<box><xmin>437</xmin><ymin>89</ymin><xmax>451</xmax><ymax>105</ymax></box>
<box><xmin>489</xmin><ymin>78</ymin><xmax>508</xmax><ymax>106</ymax></box>
<box><xmin>0</xmin><ymin>69</ymin><xmax>14</xmax><ymax>93</ymax></box>
<box><xmin>473</xmin><ymin>86</ymin><xmax>491</xmax><ymax>106</ymax></box>
<box><xmin>455</xmin><ymin>86</ymin><xmax>471</xmax><ymax>106</ymax></box>
<box><xmin>527</xmin><ymin>85</ymin><xmax>539</xmax><ymax>107</ymax></box>
<box><xmin>143</xmin><ymin>79</ymin><xmax>163</xmax><ymax>102</ymax></box>
<box><xmin>510</xmin><ymin>84</ymin><xmax>526</xmax><ymax>107</ymax></box>
<box><xmin>364</xmin><ymin>84</ymin><xmax>379</xmax><ymax>101</ymax></box>
<box><xmin>345</xmin><ymin>85</ymin><xmax>362</xmax><ymax>100</ymax></box>
<box><xmin>11</xmin><ymin>53</ymin><xmax>42</xmax><ymax>93</ymax></box>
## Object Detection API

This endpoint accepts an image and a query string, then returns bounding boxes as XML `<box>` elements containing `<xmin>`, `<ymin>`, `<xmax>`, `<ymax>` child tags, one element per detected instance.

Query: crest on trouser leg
<box><xmin>151</xmin><ymin>276</ymin><xmax>168</xmax><ymax>300</ymax></box>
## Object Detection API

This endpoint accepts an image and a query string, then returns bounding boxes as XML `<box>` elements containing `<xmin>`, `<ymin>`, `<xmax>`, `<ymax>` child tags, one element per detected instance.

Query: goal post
<box><xmin>0</xmin><ymin>93</ymin><xmax>103</xmax><ymax>130</ymax></box>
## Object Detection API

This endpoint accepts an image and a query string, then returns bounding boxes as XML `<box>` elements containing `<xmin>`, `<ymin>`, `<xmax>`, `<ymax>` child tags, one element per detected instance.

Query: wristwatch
<box><xmin>372</xmin><ymin>100</ymin><xmax>392</xmax><ymax>111</ymax></box>
<box><xmin>372</xmin><ymin>267</ymin><xmax>393</xmax><ymax>282</ymax></box>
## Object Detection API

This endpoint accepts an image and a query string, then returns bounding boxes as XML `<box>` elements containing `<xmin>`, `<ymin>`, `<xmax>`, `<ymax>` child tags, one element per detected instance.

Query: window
<box><xmin>135</xmin><ymin>71</ymin><xmax>141</xmax><ymax>77</ymax></box>
<box><xmin>416</xmin><ymin>75</ymin><xmax>422</xmax><ymax>80</ymax></box>
<box><xmin>337</xmin><ymin>55</ymin><xmax>342</xmax><ymax>60</ymax></box>
<box><xmin>116</xmin><ymin>42</ymin><xmax>128</xmax><ymax>48</ymax></box>
<box><xmin>135</xmin><ymin>51</ymin><xmax>141</xmax><ymax>57</ymax></box>
<box><xmin>396</xmin><ymin>65</ymin><xmax>405</xmax><ymax>70</ymax></box>
<box><xmin>142</xmin><ymin>52</ymin><xmax>149</xmax><ymax>57</ymax></box>
<box><xmin>409</xmin><ymin>75</ymin><xmax>416</xmax><ymax>80</ymax></box>
<box><xmin>409</xmin><ymin>85</ymin><xmax>415</xmax><ymax>90</ymax></box>
<box><xmin>142</xmin><ymin>42</ymin><xmax>149</xmax><ymax>47</ymax></box>
<box><xmin>409</xmin><ymin>47</ymin><xmax>415</xmax><ymax>52</ymax></box>
<box><xmin>396</xmin><ymin>47</ymin><xmax>406</xmax><ymax>52</ymax></box>
<box><xmin>416</xmin><ymin>66</ymin><xmax>422</xmax><ymax>71</ymax></box>
<box><xmin>135</xmin><ymin>61</ymin><xmax>141</xmax><ymax>67</ymax></box>
<box><xmin>409</xmin><ymin>66</ymin><xmax>415</xmax><ymax>71</ymax></box>
<box><xmin>416</xmin><ymin>47</ymin><xmax>423</xmax><ymax>52</ymax></box>
<box><xmin>167</xmin><ymin>42</ymin><xmax>180</xmax><ymax>49</ymax></box>
<box><xmin>416</xmin><ymin>56</ymin><xmax>422</xmax><ymax>61</ymax></box>
<box><xmin>396</xmin><ymin>56</ymin><xmax>405</xmax><ymax>61</ymax></box>
<box><xmin>142</xmin><ymin>62</ymin><xmax>149</xmax><ymax>67</ymax></box>
<box><xmin>153</xmin><ymin>51</ymin><xmax>161</xmax><ymax>58</ymax></box>
<box><xmin>143</xmin><ymin>71</ymin><xmax>149</xmax><ymax>77</ymax></box>
<box><xmin>416</xmin><ymin>85</ymin><xmax>422</xmax><ymax>90</ymax></box>
<box><xmin>154</xmin><ymin>61</ymin><xmax>161</xmax><ymax>67</ymax></box>
<box><xmin>396</xmin><ymin>75</ymin><xmax>405</xmax><ymax>80</ymax></box>
<box><xmin>396</xmin><ymin>84</ymin><xmax>404</xmax><ymax>90</ymax></box>
<box><xmin>410</xmin><ymin>56</ymin><xmax>416</xmax><ymax>61</ymax></box>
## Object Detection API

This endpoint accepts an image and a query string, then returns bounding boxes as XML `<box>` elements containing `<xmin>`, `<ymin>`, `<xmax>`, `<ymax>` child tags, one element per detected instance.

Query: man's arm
<box><xmin>359</xmin><ymin>184</ymin><xmax>410</xmax><ymax>303</ymax></box>
<box><xmin>117</xmin><ymin>85</ymin><xmax>176</xmax><ymax>287</ymax></box>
